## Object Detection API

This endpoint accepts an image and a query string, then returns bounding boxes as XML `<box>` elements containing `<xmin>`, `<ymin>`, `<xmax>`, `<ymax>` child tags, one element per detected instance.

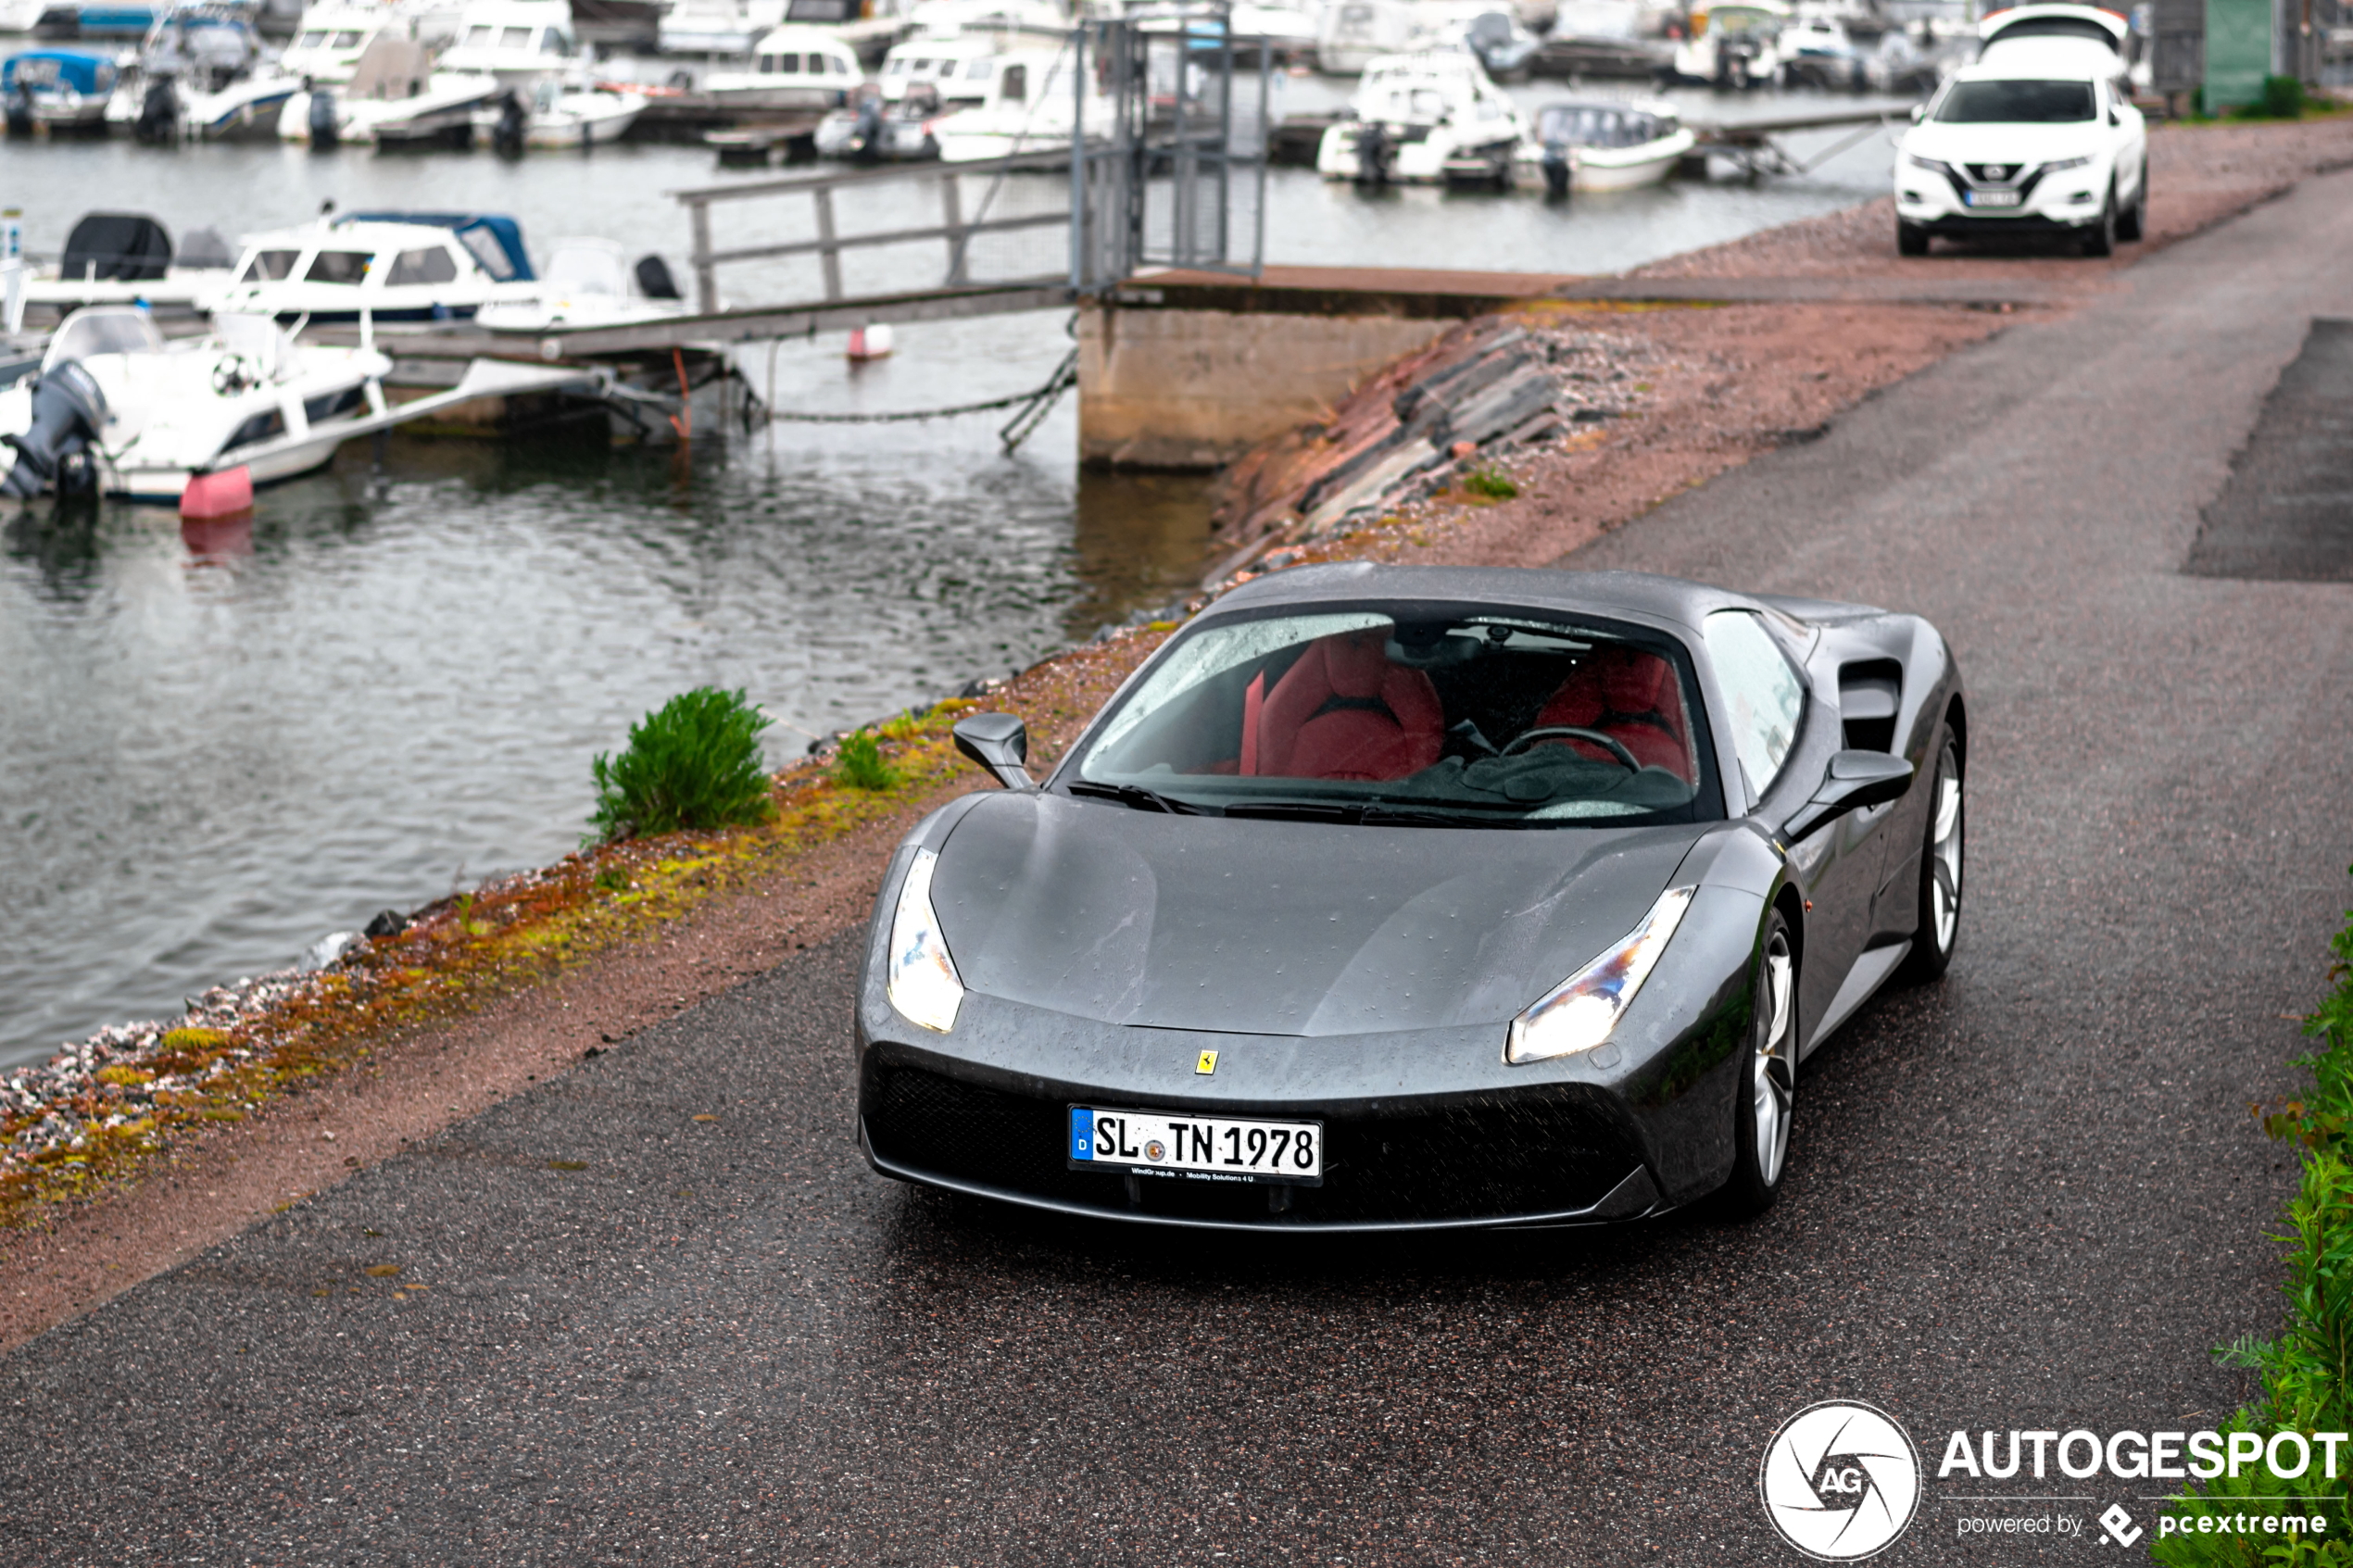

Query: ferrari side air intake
<box><xmin>2</xmin><ymin>360</ymin><xmax>107</xmax><ymax>499</ymax></box>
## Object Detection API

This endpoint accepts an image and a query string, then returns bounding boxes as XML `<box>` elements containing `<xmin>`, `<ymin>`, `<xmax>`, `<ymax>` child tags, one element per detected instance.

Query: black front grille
<box><xmin>1964</xmin><ymin>161</ymin><xmax>2023</xmax><ymax>184</ymax></box>
<box><xmin>862</xmin><ymin>1061</ymin><xmax>1640</xmax><ymax>1227</ymax></box>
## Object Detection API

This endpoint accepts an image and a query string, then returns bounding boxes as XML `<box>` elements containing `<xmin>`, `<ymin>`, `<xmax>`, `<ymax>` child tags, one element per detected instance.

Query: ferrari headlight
<box><xmin>1506</xmin><ymin>886</ymin><xmax>1696</xmax><ymax>1065</ymax></box>
<box><xmin>886</xmin><ymin>848</ymin><xmax>963</xmax><ymax>1033</ymax></box>
<box><xmin>2044</xmin><ymin>156</ymin><xmax>2092</xmax><ymax>173</ymax></box>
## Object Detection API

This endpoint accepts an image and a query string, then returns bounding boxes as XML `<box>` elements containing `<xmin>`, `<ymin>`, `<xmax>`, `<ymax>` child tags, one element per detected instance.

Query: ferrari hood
<box><xmin>927</xmin><ymin>792</ymin><xmax>1705</xmax><ymax>1038</ymax></box>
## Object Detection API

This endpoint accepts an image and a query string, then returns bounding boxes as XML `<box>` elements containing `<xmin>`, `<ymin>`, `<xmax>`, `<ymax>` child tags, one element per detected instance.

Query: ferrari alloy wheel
<box><xmin>1901</xmin><ymin>726</ymin><xmax>1964</xmax><ymax>982</ymax></box>
<box><xmin>1720</xmin><ymin>912</ymin><xmax>1796</xmax><ymax>1217</ymax></box>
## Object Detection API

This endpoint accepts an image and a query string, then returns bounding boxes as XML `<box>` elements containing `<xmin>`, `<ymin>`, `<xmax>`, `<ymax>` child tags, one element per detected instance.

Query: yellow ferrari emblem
<box><xmin>1196</xmin><ymin>1049</ymin><xmax>1218</xmax><ymax>1075</ymax></box>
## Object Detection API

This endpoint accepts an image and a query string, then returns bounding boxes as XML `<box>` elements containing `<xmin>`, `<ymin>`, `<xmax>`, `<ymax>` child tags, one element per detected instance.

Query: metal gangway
<box><xmin>555</xmin><ymin>6</ymin><xmax>1269</xmax><ymax>359</ymax></box>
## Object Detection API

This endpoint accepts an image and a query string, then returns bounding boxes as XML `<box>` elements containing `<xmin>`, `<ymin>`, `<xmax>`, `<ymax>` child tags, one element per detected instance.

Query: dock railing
<box><xmin>671</xmin><ymin>151</ymin><xmax>1075</xmax><ymax>316</ymax></box>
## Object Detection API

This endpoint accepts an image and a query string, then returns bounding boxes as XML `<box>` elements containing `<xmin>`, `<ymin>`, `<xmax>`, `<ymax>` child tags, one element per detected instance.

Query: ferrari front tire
<box><xmin>1899</xmin><ymin>725</ymin><xmax>1964</xmax><ymax>983</ymax></box>
<box><xmin>1718</xmin><ymin>909</ymin><xmax>1796</xmax><ymax>1218</ymax></box>
<box><xmin>1896</xmin><ymin>220</ymin><xmax>1929</xmax><ymax>257</ymax></box>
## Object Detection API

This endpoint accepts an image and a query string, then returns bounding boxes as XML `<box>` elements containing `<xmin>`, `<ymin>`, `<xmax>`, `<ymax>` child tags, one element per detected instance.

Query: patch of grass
<box><xmin>1461</xmin><ymin>466</ymin><xmax>1518</xmax><ymax>500</ymax></box>
<box><xmin>588</xmin><ymin>687</ymin><xmax>776</xmax><ymax>843</ymax></box>
<box><xmin>834</xmin><ymin>731</ymin><xmax>900</xmax><ymax>792</ymax></box>
<box><xmin>2159</xmin><ymin>868</ymin><xmax>2353</xmax><ymax>1562</ymax></box>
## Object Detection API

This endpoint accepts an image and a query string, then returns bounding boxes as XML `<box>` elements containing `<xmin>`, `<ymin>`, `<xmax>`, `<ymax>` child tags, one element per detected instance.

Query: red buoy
<box><xmin>180</xmin><ymin>466</ymin><xmax>253</xmax><ymax>520</ymax></box>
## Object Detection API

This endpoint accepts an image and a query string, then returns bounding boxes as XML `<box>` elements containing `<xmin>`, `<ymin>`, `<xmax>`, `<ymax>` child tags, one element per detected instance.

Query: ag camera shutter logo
<box><xmin>1759</xmin><ymin>1400</ymin><xmax>1922</xmax><ymax>1561</ymax></box>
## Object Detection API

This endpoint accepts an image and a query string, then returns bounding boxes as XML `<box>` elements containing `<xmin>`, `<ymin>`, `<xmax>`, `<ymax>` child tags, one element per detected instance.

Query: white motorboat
<box><xmin>1315</xmin><ymin>0</ymin><xmax>1412</xmax><ymax>74</ymax></box>
<box><xmin>1666</xmin><ymin>0</ymin><xmax>1793</xmax><ymax>88</ymax></box>
<box><xmin>107</xmin><ymin>2</ymin><xmax>299</xmax><ymax>141</ymax></box>
<box><xmin>658</xmin><ymin>0</ymin><xmax>786</xmax><ymax>56</ymax></box>
<box><xmin>874</xmin><ymin>31</ymin><xmax>1006</xmax><ymax>107</ymax></box>
<box><xmin>474</xmin><ymin>237</ymin><xmax>688</xmax><ymax>329</ymax></box>
<box><xmin>0</xmin><ymin>0</ymin><xmax>55</xmax><ymax>31</ymax></box>
<box><xmin>0</xmin><ymin>304</ymin><xmax>607</xmax><ymax>502</ymax></box>
<box><xmin>208</xmin><ymin>212</ymin><xmax>538</xmax><ymax>321</ymax></box>
<box><xmin>18</xmin><ymin>211</ymin><xmax>220</xmax><ymax>311</ymax></box>
<box><xmin>437</xmin><ymin>0</ymin><xmax>576</xmax><ymax>84</ymax></box>
<box><xmin>284</xmin><ymin>32</ymin><xmax>503</xmax><ymax>143</ymax></box>
<box><xmin>1520</xmin><ymin>94</ymin><xmax>1692</xmax><ymax>193</ymax></box>
<box><xmin>1226</xmin><ymin>1</ymin><xmax>1320</xmax><ymax>63</ymax></box>
<box><xmin>900</xmin><ymin>0</ymin><xmax>1069</xmax><ymax>47</ymax></box>
<box><xmin>1779</xmin><ymin>9</ymin><xmax>1860</xmax><ymax>89</ymax></box>
<box><xmin>504</xmin><ymin>71</ymin><xmax>646</xmax><ymax>145</ymax></box>
<box><xmin>927</xmin><ymin>41</ymin><xmax>1108</xmax><ymax>161</ymax></box>
<box><xmin>1315</xmin><ymin>50</ymin><xmax>1526</xmax><ymax>186</ymax></box>
<box><xmin>2</xmin><ymin>46</ymin><xmax>119</xmax><ymax>129</ymax></box>
<box><xmin>700</xmin><ymin>23</ymin><xmax>862</xmax><ymax>110</ymax></box>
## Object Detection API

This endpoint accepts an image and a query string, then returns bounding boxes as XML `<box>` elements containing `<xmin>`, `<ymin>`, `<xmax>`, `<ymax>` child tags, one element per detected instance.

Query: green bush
<box><xmin>1462</xmin><ymin>465</ymin><xmax>1517</xmax><ymax>500</ymax></box>
<box><xmin>2158</xmin><ymin>872</ymin><xmax>2353</xmax><ymax>1564</ymax></box>
<box><xmin>2238</xmin><ymin>75</ymin><xmax>2309</xmax><ymax>120</ymax></box>
<box><xmin>833</xmin><ymin>730</ymin><xmax>898</xmax><ymax>792</ymax></box>
<box><xmin>587</xmin><ymin>687</ymin><xmax>774</xmax><ymax>842</ymax></box>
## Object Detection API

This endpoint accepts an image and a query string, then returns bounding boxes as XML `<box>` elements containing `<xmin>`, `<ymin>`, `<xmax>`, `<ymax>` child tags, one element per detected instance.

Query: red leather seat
<box><xmin>1241</xmin><ymin>629</ymin><xmax>1444</xmax><ymax>781</ymax></box>
<box><xmin>1532</xmin><ymin>646</ymin><xmax>1693</xmax><ymax>780</ymax></box>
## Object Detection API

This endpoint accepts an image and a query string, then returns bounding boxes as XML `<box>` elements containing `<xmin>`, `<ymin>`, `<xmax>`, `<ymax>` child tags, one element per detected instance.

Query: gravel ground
<box><xmin>4</xmin><ymin>156</ymin><xmax>2351</xmax><ymax>1568</ymax></box>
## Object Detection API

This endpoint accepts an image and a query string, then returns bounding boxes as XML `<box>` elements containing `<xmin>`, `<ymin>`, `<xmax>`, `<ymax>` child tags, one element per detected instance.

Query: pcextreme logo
<box><xmin>1758</xmin><ymin>1400</ymin><xmax>1924</xmax><ymax>1561</ymax></box>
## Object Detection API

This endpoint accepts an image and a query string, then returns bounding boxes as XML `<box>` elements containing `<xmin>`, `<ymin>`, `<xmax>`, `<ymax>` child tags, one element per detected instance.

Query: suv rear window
<box><xmin>1935</xmin><ymin>79</ymin><xmax>2095</xmax><ymax>122</ymax></box>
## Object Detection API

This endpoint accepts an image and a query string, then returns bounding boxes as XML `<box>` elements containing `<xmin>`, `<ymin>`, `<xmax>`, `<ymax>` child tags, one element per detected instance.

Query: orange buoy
<box><xmin>180</xmin><ymin>466</ymin><xmax>253</xmax><ymax>520</ymax></box>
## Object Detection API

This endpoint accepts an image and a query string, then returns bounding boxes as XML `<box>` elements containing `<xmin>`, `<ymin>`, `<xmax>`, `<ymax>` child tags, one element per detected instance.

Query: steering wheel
<box><xmin>1500</xmin><ymin>725</ymin><xmax>1642</xmax><ymax>772</ymax></box>
<box><xmin>211</xmin><ymin>354</ymin><xmax>259</xmax><ymax>396</ymax></box>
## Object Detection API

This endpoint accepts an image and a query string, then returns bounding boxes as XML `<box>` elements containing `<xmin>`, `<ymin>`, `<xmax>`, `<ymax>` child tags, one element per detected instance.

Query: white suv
<box><xmin>1894</xmin><ymin>9</ymin><xmax>2147</xmax><ymax>257</ymax></box>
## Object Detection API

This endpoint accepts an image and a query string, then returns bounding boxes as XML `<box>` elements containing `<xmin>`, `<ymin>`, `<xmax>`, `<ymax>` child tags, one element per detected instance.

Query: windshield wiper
<box><xmin>1223</xmin><ymin>799</ymin><xmax>1498</xmax><ymax>828</ymax></box>
<box><xmin>1065</xmin><ymin>780</ymin><xmax>1204</xmax><ymax>814</ymax></box>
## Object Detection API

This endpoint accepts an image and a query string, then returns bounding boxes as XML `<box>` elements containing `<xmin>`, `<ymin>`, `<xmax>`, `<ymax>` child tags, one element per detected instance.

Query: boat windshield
<box><xmin>1068</xmin><ymin>605</ymin><xmax>1721</xmax><ymax>827</ymax></box>
<box><xmin>1934</xmin><ymin>78</ymin><xmax>2095</xmax><ymax>122</ymax></box>
<box><xmin>544</xmin><ymin>244</ymin><xmax>627</xmax><ymax>297</ymax></box>
<box><xmin>44</xmin><ymin>307</ymin><xmax>163</xmax><ymax>369</ymax></box>
<box><xmin>1538</xmin><ymin>103</ymin><xmax>1663</xmax><ymax>145</ymax></box>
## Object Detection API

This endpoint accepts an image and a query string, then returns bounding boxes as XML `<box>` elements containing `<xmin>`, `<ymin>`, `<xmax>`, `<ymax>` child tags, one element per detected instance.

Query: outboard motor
<box><xmin>1541</xmin><ymin>144</ymin><xmax>1572</xmax><ymax>200</ymax></box>
<box><xmin>491</xmin><ymin>90</ymin><xmax>526</xmax><ymax>157</ymax></box>
<box><xmin>1353</xmin><ymin>120</ymin><xmax>1390</xmax><ymax>188</ymax></box>
<box><xmin>134</xmin><ymin>76</ymin><xmax>181</xmax><ymax>144</ymax></box>
<box><xmin>850</xmin><ymin>90</ymin><xmax>885</xmax><ymax>162</ymax></box>
<box><xmin>2</xmin><ymin>360</ymin><xmax>107</xmax><ymax>500</ymax></box>
<box><xmin>633</xmin><ymin>254</ymin><xmax>681</xmax><ymax>302</ymax></box>
<box><xmin>307</xmin><ymin>82</ymin><xmax>339</xmax><ymax>147</ymax></box>
<box><xmin>5</xmin><ymin>78</ymin><xmax>31</xmax><ymax>137</ymax></box>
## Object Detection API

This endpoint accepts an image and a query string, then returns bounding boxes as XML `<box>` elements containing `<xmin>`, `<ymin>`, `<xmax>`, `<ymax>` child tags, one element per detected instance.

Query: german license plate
<box><xmin>1966</xmin><ymin>190</ymin><xmax>2021</xmax><ymax>207</ymax></box>
<box><xmin>1069</xmin><ymin>1107</ymin><xmax>1323</xmax><ymax>1185</ymax></box>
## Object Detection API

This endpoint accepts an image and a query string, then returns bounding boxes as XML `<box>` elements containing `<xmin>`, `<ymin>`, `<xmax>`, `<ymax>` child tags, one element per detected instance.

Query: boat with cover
<box><xmin>1518</xmin><ymin>94</ymin><xmax>1692</xmax><ymax>192</ymax></box>
<box><xmin>107</xmin><ymin>2</ymin><xmax>299</xmax><ymax>141</ymax></box>
<box><xmin>0</xmin><ymin>303</ymin><xmax>608</xmax><ymax>502</ymax></box>
<box><xmin>1665</xmin><ymin>0</ymin><xmax>1793</xmax><ymax>88</ymax></box>
<box><xmin>927</xmin><ymin>41</ymin><xmax>1109</xmax><ymax>161</ymax></box>
<box><xmin>1315</xmin><ymin>49</ymin><xmax>1527</xmax><ymax>186</ymax></box>
<box><xmin>18</xmin><ymin>211</ymin><xmax>234</xmax><ymax>311</ymax></box>
<box><xmin>3</xmin><ymin>46</ymin><xmax>119</xmax><ymax>128</ymax></box>
<box><xmin>29</xmin><ymin>0</ymin><xmax>163</xmax><ymax>39</ymax></box>
<box><xmin>283</xmin><ymin>31</ymin><xmax>503</xmax><ymax>143</ymax></box>
<box><xmin>701</xmin><ymin>23</ymin><xmax>862</xmax><ymax>111</ymax></box>
<box><xmin>209</xmin><ymin>212</ymin><xmax>537</xmax><ymax>321</ymax></box>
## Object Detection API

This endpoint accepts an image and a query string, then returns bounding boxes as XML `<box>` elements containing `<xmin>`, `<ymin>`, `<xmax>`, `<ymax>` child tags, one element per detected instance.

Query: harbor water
<box><xmin>0</xmin><ymin>83</ymin><xmax>1906</xmax><ymax>1067</ymax></box>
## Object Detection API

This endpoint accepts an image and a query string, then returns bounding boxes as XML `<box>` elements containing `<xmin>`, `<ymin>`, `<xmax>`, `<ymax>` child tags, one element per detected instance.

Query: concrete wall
<box><xmin>1076</xmin><ymin>268</ymin><xmax>1569</xmax><ymax>469</ymax></box>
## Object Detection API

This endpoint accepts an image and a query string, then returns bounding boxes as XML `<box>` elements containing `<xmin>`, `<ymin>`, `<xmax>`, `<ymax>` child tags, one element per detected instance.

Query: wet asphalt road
<box><xmin>7</xmin><ymin>181</ymin><xmax>2353</xmax><ymax>1566</ymax></box>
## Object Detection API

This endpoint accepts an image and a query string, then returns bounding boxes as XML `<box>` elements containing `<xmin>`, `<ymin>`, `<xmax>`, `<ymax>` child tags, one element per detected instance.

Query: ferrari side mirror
<box><xmin>952</xmin><ymin>711</ymin><xmax>1036</xmax><ymax>791</ymax></box>
<box><xmin>1782</xmin><ymin>750</ymin><xmax>1913</xmax><ymax>843</ymax></box>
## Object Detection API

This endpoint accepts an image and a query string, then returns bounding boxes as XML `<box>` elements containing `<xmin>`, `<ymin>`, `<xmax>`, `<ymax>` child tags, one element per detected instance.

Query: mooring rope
<box><xmin>755</xmin><ymin>348</ymin><xmax>1077</xmax><ymax>426</ymax></box>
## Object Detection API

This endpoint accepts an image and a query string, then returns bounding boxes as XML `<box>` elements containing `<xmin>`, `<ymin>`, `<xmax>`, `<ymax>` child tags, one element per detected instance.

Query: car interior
<box><xmin>1076</xmin><ymin>613</ymin><xmax>1711</xmax><ymax>818</ymax></box>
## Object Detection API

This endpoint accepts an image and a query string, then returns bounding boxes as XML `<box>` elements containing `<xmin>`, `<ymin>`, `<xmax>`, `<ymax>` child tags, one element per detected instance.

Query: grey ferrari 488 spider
<box><xmin>854</xmin><ymin>565</ymin><xmax>1965</xmax><ymax>1231</ymax></box>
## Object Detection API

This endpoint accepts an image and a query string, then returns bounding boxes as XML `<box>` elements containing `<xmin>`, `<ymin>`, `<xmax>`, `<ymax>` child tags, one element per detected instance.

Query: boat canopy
<box><xmin>1536</xmin><ymin>100</ymin><xmax>1675</xmax><ymax>146</ymax></box>
<box><xmin>341</xmin><ymin>213</ymin><xmax>535</xmax><ymax>282</ymax></box>
<box><xmin>2</xmin><ymin>48</ymin><xmax>120</xmax><ymax>95</ymax></box>
<box><xmin>60</xmin><ymin>212</ymin><xmax>174</xmax><ymax>282</ymax></box>
<box><xmin>1980</xmin><ymin>3</ymin><xmax>2129</xmax><ymax>53</ymax></box>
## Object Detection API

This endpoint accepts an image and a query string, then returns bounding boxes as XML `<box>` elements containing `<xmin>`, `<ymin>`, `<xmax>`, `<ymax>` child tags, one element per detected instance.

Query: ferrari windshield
<box><xmin>1070</xmin><ymin>607</ymin><xmax>1721</xmax><ymax>825</ymax></box>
